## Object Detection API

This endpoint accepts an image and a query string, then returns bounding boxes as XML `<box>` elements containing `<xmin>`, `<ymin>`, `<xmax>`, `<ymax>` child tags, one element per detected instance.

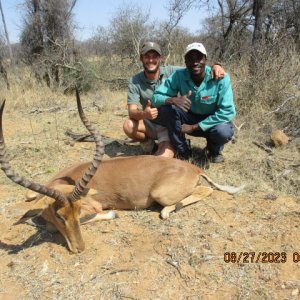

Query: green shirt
<box><xmin>151</xmin><ymin>66</ymin><xmax>236</xmax><ymax>131</ymax></box>
<box><xmin>127</xmin><ymin>66</ymin><xmax>181</xmax><ymax>109</ymax></box>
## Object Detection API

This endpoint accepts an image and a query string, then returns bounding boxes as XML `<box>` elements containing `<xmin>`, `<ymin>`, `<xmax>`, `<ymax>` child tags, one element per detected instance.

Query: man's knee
<box><xmin>157</xmin><ymin>105</ymin><xmax>183</xmax><ymax>128</ymax></box>
<box><xmin>210</xmin><ymin>123</ymin><xmax>234</xmax><ymax>143</ymax></box>
<box><xmin>123</xmin><ymin>119</ymin><xmax>135</xmax><ymax>135</ymax></box>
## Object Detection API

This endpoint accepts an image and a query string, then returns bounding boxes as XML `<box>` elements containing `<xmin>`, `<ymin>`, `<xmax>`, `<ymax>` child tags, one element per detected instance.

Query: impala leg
<box><xmin>160</xmin><ymin>186</ymin><xmax>213</xmax><ymax>219</ymax></box>
<box><xmin>80</xmin><ymin>210</ymin><xmax>118</xmax><ymax>224</ymax></box>
<box><xmin>175</xmin><ymin>186</ymin><xmax>213</xmax><ymax>211</ymax></box>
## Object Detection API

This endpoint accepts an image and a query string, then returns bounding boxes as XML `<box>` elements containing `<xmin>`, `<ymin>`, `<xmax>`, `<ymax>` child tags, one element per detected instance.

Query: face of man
<box><xmin>185</xmin><ymin>50</ymin><xmax>207</xmax><ymax>77</ymax></box>
<box><xmin>140</xmin><ymin>50</ymin><xmax>162</xmax><ymax>74</ymax></box>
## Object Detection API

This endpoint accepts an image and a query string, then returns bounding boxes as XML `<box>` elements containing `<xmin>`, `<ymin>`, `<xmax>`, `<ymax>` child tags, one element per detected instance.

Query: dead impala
<box><xmin>0</xmin><ymin>91</ymin><xmax>243</xmax><ymax>253</ymax></box>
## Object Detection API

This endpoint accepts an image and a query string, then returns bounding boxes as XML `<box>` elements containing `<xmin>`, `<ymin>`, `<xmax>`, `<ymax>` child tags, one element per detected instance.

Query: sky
<box><xmin>0</xmin><ymin>0</ymin><xmax>210</xmax><ymax>43</ymax></box>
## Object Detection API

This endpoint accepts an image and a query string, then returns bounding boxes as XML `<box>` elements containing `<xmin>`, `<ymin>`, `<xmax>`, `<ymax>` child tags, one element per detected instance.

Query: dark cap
<box><xmin>140</xmin><ymin>42</ymin><xmax>162</xmax><ymax>56</ymax></box>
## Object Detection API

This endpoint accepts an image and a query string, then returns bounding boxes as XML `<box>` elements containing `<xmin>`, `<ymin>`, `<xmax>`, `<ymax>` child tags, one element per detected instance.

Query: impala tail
<box><xmin>201</xmin><ymin>174</ymin><xmax>245</xmax><ymax>194</ymax></box>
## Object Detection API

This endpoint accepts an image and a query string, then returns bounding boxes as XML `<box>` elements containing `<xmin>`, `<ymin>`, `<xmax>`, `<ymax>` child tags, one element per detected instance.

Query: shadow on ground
<box><xmin>65</xmin><ymin>130</ymin><xmax>212</xmax><ymax>168</ymax></box>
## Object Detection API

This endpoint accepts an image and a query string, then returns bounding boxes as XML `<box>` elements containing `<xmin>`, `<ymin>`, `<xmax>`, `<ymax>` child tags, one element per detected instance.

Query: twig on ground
<box><xmin>29</xmin><ymin>105</ymin><xmax>88</xmax><ymax>114</ymax></box>
<box><xmin>166</xmin><ymin>258</ymin><xmax>184</xmax><ymax>278</ymax></box>
<box><xmin>265</xmin><ymin>95</ymin><xmax>298</xmax><ymax>116</ymax></box>
<box><xmin>32</xmin><ymin>171</ymin><xmax>48</xmax><ymax>178</ymax></box>
<box><xmin>253</xmin><ymin>141</ymin><xmax>273</xmax><ymax>154</ymax></box>
<box><xmin>233</xmin><ymin>121</ymin><xmax>245</xmax><ymax>131</ymax></box>
<box><xmin>108</xmin><ymin>268</ymin><xmax>138</xmax><ymax>275</ymax></box>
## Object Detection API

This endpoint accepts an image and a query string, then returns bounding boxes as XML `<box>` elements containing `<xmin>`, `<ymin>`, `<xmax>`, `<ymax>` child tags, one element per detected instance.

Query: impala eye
<box><xmin>55</xmin><ymin>213</ymin><xmax>66</xmax><ymax>223</ymax></box>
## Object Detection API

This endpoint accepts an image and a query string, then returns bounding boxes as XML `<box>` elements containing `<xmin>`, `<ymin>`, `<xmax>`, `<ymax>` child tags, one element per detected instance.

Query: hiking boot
<box><xmin>210</xmin><ymin>153</ymin><xmax>225</xmax><ymax>163</ymax></box>
<box><xmin>175</xmin><ymin>139</ymin><xmax>192</xmax><ymax>160</ymax></box>
<box><xmin>175</xmin><ymin>149</ymin><xmax>191</xmax><ymax>161</ymax></box>
<box><xmin>203</xmin><ymin>147</ymin><xmax>225</xmax><ymax>163</ymax></box>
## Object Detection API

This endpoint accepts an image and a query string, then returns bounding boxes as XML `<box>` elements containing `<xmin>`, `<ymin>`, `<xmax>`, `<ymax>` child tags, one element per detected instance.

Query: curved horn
<box><xmin>0</xmin><ymin>100</ymin><xmax>67</xmax><ymax>205</ymax></box>
<box><xmin>67</xmin><ymin>89</ymin><xmax>104</xmax><ymax>202</ymax></box>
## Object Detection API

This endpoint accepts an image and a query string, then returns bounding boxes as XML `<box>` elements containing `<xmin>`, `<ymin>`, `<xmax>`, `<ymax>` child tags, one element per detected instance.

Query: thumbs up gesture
<box><xmin>173</xmin><ymin>90</ymin><xmax>192</xmax><ymax>112</ymax></box>
<box><xmin>143</xmin><ymin>100</ymin><xmax>158</xmax><ymax>120</ymax></box>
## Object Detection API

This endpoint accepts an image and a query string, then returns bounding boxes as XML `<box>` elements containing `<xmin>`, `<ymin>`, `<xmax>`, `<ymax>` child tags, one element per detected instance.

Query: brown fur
<box><xmin>18</xmin><ymin>155</ymin><xmax>244</xmax><ymax>253</ymax></box>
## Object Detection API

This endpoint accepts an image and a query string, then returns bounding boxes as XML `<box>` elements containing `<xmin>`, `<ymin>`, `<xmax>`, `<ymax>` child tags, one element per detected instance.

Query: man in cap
<box><xmin>151</xmin><ymin>42</ymin><xmax>236</xmax><ymax>163</ymax></box>
<box><xmin>123</xmin><ymin>41</ymin><xmax>225</xmax><ymax>158</ymax></box>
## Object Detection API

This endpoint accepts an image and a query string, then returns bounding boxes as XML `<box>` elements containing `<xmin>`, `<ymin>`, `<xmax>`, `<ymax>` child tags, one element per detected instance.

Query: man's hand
<box><xmin>143</xmin><ymin>100</ymin><xmax>158</xmax><ymax>120</ymax></box>
<box><xmin>211</xmin><ymin>64</ymin><xmax>225</xmax><ymax>80</ymax></box>
<box><xmin>181</xmin><ymin>123</ymin><xmax>199</xmax><ymax>134</ymax></box>
<box><xmin>171</xmin><ymin>90</ymin><xmax>192</xmax><ymax>112</ymax></box>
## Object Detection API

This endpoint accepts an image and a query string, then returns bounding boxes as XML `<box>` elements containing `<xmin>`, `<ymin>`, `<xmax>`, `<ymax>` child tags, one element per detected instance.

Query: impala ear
<box><xmin>14</xmin><ymin>197</ymin><xmax>55</xmax><ymax>225</ymax></box>
<box><xmin>14</xmin><ymin>209</ymin><xmax>44</xmax><ymax>225</ymax></box>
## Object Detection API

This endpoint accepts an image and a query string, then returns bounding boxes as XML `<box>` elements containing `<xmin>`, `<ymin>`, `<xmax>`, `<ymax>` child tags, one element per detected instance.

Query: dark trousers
<box><xmin>156</xmin><ymin>105</ymin><xmax>234</xmax><ymax>155</ymax></box>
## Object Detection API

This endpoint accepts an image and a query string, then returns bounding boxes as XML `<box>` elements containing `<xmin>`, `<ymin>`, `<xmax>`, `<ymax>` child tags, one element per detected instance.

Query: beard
<box><xmin>143</xmin><ymin>63</ymin><xmax>160</xmax><ymax>74</ymax></box>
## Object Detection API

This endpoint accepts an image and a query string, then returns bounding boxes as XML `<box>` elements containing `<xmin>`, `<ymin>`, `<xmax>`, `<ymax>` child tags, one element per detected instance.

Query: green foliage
<box><xmin>60</xmin><ymin>60</ymin><xmax>95</xmax><ymax>94</ymax></box>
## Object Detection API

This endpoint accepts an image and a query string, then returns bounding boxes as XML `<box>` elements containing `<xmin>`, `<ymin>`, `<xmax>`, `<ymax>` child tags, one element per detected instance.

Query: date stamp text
<box><xmin>224</xmin><ymin>252</ymin><xmax>300</xmax><ymax>263</ymax></box>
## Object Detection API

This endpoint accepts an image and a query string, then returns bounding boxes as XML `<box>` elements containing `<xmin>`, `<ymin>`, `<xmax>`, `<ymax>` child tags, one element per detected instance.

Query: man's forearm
<box><xmin>181</xmin><ymin>123</ymin><xmax>199</xmax><ymax>134</ymax></box>
<box><xmin>151</xmin><ymin>94</ymin><xmax>168</xmax><ymax>107</ymax></box>
<box><xmin>129</xmin><ymin>110</ymin><xmax>146</xmax><ymax>120</ymax></box>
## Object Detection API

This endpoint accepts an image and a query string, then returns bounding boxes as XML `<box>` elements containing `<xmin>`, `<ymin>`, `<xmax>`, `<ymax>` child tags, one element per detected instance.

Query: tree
<box><xmin>0</xmin><ymin>33</ymin><xmax>9</xmax><ymax>89</ymax></box>
<box><xmin>20</xmin><ymin>0</ymin><xmax>78</xmax><ymax>89</ymax></box>
<box><xmin>163</xmin><ymin>0</ymin><xmax>194</xmax><ymax>63</ymax></box>
<box><xmin>109</xmin><ymin>4</ymin><xmax>151</xmax><ymax>66</ymax></box>
<box><xmin>88</xmin><ymin>26</ymin><xmax>112</xmax><ymax>57</ymax></box>
<box><xmin>0</xmin><ymin>0</ymin><xmax>18</xmax><ymax>87</ymax></box>
<box><xmin>154</xmin><ymin>24</ymin><xmax>194</xmax><ymax>65</ymax></box>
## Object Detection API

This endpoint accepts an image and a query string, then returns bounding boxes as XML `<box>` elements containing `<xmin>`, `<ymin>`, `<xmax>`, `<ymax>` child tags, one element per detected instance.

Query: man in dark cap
<box><xmin>123</xmin><ymin>41</ymin><xmax>225</xmax><ymax>158</ymax></box>
<box><xmin>152</xmin><ymin>42</ymin><xmax>236</xmax><ymax>163</ymax></box>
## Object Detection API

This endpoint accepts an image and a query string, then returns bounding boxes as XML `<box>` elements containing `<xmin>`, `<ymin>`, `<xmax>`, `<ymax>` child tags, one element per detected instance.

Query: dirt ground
<box><xmin>0</xmin><ymin>94</ymin><xmax>300</xmax><ymax>300</ymax></box>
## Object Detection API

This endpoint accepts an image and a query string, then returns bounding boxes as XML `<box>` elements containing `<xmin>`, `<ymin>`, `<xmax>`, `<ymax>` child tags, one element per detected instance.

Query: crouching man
<box><xmin>152</xmin><ymin>42</ymin><xmax>236</xmax><ymax>163</ymax></box>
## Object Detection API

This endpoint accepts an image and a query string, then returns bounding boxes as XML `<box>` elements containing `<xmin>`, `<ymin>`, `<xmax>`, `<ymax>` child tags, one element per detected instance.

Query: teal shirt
<box><xmin>127</xmin><ymin>66</ymin><xmax>181</xmax><ymax>109</ymax></box>
<box><xmin>152</xmin><ymin>66</ymin><xmax>236</xmax><ymax>131</ymax></box>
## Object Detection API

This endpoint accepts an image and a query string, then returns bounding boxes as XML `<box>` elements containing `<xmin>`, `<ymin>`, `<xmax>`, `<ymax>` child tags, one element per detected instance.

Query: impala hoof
<box><xmin>160</xmin><ymin>209</ymin><xmax>170</xmax><ymax>219</ymax></box>
<box><xmin>108</xmin><ymin>210</ymin><xmax>118</xmax><ymax>219</ymax></box>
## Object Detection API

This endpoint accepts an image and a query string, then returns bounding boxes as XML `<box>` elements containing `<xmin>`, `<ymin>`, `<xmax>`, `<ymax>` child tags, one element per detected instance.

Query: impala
<box><xmin>0</xmin><ymin>91</ymin><xmax>243</xmax><ymax>253</ymax></box>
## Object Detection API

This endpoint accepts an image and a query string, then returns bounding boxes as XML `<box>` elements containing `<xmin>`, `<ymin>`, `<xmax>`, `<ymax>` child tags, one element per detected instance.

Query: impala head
<box><xmin>17</xmin><ymin>185</ymin><xmax>86</xmax><ymax>253</ymax></box>
<box><xmin>0</xmin><ymin>90</ymin><xmax>104</xmax><ymax>253</ymax></box>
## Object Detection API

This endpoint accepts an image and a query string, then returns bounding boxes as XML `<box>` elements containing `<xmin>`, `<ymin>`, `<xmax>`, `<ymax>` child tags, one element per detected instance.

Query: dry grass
<box><xmin>2</xmin><ymin>76</ymin><xmax>298</xmax><ymax>197</ymax></box>
<box><xmin>0</xmin><ymin>67</ymin><xmax>299</xmax><ymax>299</ymax></box>
<box><xmin>228</xmin><ymin>38</ymin><xmax>300</xmax><ymax>141</ymax></box>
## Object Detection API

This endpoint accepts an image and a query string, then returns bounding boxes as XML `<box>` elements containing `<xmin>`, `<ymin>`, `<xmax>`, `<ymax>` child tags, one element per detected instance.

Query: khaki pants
<box><xmin>144</xmin><ymin>120</ymin><xmax>170</xmax><ymax>143</ymax></box>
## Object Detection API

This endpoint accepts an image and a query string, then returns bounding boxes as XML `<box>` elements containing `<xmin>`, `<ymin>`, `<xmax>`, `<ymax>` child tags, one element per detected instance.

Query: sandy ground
<box><xmin>0</xmin><ymin>96</ymin><xmax>300</xmax><ymax>300</ymax></box>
